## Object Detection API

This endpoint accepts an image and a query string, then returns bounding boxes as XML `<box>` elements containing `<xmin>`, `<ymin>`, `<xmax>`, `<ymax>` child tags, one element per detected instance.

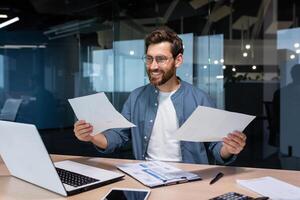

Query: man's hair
<box><xmin>145</xmin><ymin>27</ymin><xmax>184</xmax><ymax>57</ymax></box>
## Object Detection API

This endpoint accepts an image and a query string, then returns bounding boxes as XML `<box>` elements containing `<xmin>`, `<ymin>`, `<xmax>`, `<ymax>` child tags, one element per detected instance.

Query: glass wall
<box><xmin>0</xmin><ymin>0</ymin><xmax>300</xmax><ymax>169</ymax></box>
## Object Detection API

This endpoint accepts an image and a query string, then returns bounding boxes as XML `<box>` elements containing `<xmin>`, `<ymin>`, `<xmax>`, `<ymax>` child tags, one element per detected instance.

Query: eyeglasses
<box><xmin>142</xmin><ymin>55</ymin><xmax>174</xmax><ymax>65</ymax></box>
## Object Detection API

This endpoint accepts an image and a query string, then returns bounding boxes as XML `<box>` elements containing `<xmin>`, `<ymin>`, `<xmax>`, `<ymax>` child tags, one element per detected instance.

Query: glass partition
<box><xmin>1</xmin><ymin>0</ymin><xmax>300</xmax><ymax>169</ymax></box>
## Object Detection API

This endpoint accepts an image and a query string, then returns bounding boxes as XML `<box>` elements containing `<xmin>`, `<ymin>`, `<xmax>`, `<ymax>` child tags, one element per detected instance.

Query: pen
<box><xmin>254</xmin><ymin>197</ymin><xmax>269</xmax><ymax>200</ymax></box>
<box><xmin>209</xmin><ymin>172</ymin><xmax>224</xmax><ymax>185</ymax></box>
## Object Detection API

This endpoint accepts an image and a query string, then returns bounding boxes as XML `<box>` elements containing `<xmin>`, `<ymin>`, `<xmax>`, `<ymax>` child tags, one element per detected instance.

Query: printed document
<box><xmin>173</xmin><ymin>106</ymin><xmax>255</xmax><ymax>142</ymax></box>
<box><xmin>68</xmin><ymin>93</ymin><xmax>135</xmax><ymax>136</ymax></box>
<box><xmin>117</xmin><ymin>161</ymin><xmax>201</xmax><ymax>187</ymax></box>
<box><xmin>237</xmin><ymin>176</ymin><xmax>300</xmax><ymax>199</ymax></box>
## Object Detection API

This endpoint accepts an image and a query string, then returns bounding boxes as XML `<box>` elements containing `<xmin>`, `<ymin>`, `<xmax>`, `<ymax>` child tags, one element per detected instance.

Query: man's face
<box><xmin>145</xmin><ymin>42</ymin><xmax>176</xmax><ymax>86</ymax></box>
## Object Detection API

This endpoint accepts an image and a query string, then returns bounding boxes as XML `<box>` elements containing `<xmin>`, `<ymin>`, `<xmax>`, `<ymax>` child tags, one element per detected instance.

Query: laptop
<box><xmin>0</xmin><ymin>120</ymin><xmax>124</xmax><ymax>196</ymax></box>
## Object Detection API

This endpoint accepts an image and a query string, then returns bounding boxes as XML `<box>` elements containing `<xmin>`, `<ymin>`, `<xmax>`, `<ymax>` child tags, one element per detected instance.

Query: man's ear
<box><xmin>174</xmin><ymin>53</ymin><xmax>183</xmax><ymax>68</ymax></box>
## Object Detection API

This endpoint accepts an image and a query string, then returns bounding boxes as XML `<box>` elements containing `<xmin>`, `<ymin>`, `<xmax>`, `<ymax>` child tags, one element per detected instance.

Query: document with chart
<box><xmin>173</xmin><ymin>106</ymin><xmax>255</xmax><ymax>142</ymax></box>
<box><xmin>68</xmin><ymin>93</ymin><xmax>135</xmax><ymax>136</ymax></box>
<box><xmin>117</xmin><ymin>161</ymin><xmax>201</xmax><ymax>187</ymax></box>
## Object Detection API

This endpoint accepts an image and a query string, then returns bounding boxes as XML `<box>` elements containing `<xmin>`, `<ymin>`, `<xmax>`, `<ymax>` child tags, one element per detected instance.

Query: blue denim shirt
<box><xmin>99</xmin><ymin>80</ymin><xmax>235</xmax><ymax>165</ymax></box>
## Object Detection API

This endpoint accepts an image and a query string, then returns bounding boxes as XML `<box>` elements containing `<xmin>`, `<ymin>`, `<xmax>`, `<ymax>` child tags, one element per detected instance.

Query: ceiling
<box><xmin>0</xmin><ymin>0</ymin><xmax>299</xmax><ymax>40</ymax></box>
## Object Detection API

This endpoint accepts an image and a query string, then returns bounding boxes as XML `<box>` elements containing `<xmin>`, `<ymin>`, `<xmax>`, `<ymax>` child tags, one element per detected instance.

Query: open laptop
<box><xmin>0</xmin><ymin>120</ymin><xmax>124</xmax><ymax>196</ymax></box>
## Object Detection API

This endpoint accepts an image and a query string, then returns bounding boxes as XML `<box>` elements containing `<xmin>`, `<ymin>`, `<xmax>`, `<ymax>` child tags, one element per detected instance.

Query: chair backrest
<box><xmin>0</xmin><ymin>98</ymin><xmax>23</xmax><ymax>121</ymax></box>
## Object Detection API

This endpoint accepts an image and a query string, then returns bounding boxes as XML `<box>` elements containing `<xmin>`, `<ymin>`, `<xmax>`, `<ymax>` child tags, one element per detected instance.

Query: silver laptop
<box><xmin>0</xmin><ymin>120</ymin><xmax>124</xmax><ymax>196</ymax></box>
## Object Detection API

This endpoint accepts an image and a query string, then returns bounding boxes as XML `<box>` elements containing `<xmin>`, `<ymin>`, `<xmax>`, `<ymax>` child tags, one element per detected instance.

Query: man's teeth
<box><xmin>151</xmin><ymin>72</ymin><xmax>161</xmax><ymax>75</ymax></box>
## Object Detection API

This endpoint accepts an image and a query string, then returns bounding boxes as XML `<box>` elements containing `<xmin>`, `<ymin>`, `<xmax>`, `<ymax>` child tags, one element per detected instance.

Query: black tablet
<box><xmin>101</xmin><ymin>188</ymin><xmax>151</xmax><ymax>200</ymax></box>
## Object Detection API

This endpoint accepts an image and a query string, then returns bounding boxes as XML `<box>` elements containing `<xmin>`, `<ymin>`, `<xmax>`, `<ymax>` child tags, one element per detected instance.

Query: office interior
<box><xmin>0</xmin><ymin>0</ymin><xmax>299</xmax><ymax>170</ymax></box>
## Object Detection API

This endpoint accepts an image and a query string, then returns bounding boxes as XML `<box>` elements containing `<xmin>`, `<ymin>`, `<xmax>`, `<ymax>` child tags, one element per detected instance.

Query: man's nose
<box><xmin>149</xmin><ymin>59</ymin><xmax>159</xmax><ymax>70</ymax></box>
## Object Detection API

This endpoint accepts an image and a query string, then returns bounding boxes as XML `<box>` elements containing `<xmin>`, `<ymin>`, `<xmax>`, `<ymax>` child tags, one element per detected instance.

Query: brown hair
<box><xmin>145</xmin><ymin>27</ymin><xmax>184</xmax><ymax>57</ymax></box>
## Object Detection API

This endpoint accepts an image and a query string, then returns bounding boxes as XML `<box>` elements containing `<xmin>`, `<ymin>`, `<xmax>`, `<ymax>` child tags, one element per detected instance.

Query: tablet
<box><xmin>101</xmin><ymin>188</ymin><xmax>151</xmax><ymax>200</ymax></box>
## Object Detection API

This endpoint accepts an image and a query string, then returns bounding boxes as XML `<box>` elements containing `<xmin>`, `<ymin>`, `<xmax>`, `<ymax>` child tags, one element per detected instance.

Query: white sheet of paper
<box><xmin>173</xmin><ymin>106</ymin><xmax>255</xmax><ymax>142</ymax></box>
<box><xmin>237</xmin><ymin>176</ymin><xmax>300</xmax><ymax>199</ymax></box>
<box><xmin>68</xmin><ymin>93</ymin><xmax>135</xmax><ymax>136</ymax></box>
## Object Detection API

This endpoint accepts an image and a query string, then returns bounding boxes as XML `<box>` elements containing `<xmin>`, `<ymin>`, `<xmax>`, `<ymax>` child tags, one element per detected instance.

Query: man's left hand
<box><xmin>220</xmin><ymin>131</ymin><xmax>247</xmax><ymax>159</ymax></box>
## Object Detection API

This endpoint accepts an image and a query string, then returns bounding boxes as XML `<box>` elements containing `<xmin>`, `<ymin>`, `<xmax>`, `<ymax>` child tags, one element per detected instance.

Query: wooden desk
<box><xmin>1</xmin><ymin>155</ymin><xmax>300</xmax><ymax>200</ymax></box>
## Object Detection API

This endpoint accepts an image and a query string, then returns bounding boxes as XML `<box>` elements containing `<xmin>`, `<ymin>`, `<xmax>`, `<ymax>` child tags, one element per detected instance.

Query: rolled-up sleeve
<box><xmin>209</xmin><ymin>142</ymin><xmax>236</xmax><ymax>165</ymax></box>
<box><xmin>95</xmin><ymin>95</ymin><xmax>132</xmax><ymax>154</ymax></box>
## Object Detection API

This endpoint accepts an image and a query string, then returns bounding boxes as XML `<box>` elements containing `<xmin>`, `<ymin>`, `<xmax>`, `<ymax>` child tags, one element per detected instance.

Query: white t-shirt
<box><xmin>146</xmin><ymin>90</ymin><xmax>182</xmax><ymax>162</ymax></box>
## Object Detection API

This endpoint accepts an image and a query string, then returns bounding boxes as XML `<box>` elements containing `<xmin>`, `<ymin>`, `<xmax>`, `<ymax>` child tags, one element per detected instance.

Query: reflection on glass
<box><xmin>277</xmin><ymin>28</ymin><xmax>300</xmax><ymax>164</ymax></box>
<box><xmin>91</xmin><ymin>49</ymin><xmax>114</xmax><ymax>92</ymax></box>
<box><xmin>195</xmin><ymin>34</ymin><xmax>224</xmax><ymax>109</ymax></box>
<box><xmin>279</xmin><ymin>64</ymin><xmax>300</xmax><ymax>156</ymax></box>
<box><xmin>0</xmin><ymin>55</ymin><xmax>4</xmax><ymax>88</ymax></box>
<box><xmin>177</xmin><ymin>33</ymin><xmax>193</xmax><ymax>84</ymax></box>
<box><xmin>114</xmin><ymin>40</ymin><xmax>145</xmax><ymax>92</ymax></box>
<box><xmin>0</xmin><ymin>98</ymin><xmax>22</xmax><ymax>121</ymax></box>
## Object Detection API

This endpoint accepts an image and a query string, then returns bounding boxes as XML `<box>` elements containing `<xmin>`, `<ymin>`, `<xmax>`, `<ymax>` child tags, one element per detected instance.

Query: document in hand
<box><xmin>237</xmin><ymin>176</ymin><xmax>300</xmax><ymax>199</ymax></box>
<box><xmin>68</xmin><ymin>93</ymin><xmax>135</xmax><ymax>136</ymax></box>
<box><xmin>117</xmin><ymin>161</ymin><xmax>201</xmax><ymax>188</ymax></box>
<box><xmin>173</xmin><ymin>106</ymin><xmax>255</xmax><ymax>142</ymax></box>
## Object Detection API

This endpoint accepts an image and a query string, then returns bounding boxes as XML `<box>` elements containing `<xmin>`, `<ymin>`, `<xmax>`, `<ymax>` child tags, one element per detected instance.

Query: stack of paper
<box><xmin>68</xmin><ymin>93</ymin><xmax>135</xmax><ymax>136</ymax></box>
<box><xmin>237</xmin><ymin>176</ymin><xmax>300</xmax><ymax>199</ymax></box>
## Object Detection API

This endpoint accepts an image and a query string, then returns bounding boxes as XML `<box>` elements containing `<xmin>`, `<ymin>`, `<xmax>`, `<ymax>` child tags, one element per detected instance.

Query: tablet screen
<box><xmin>103</xmin><ymin>188</ymin><xmax>150</xmax><ymax>200</ymax></box>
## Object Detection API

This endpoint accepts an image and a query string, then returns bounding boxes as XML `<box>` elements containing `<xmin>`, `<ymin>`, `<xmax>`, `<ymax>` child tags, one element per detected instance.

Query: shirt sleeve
<box><xmin>197</xmin><ymin>89</ymin><xmax>236</xmax><ymax>165</ymax></box>
<box><xmin>95</xmin><ymin>95</ymin><xmax>132</xmax><ymax>154</ymax></box>
<box><xmin>209</xmin><ymin>142</ymin><xmax>237</xmax><ymax>165</ymax></box>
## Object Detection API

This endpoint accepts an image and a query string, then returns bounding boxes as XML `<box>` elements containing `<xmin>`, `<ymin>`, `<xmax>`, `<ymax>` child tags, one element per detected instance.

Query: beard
<box><xmin>147</xmin><ymin>66</ymin><xmax>176</xmax><ymax>86</ymax></box>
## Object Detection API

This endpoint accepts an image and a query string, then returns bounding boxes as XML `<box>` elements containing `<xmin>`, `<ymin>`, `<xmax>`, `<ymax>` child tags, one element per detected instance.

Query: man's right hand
<box><xmin>73</xmin><ymin>120</ymin><xmax>93</xmax><ymax>142</ymax></box>
<box><xmin>73</xmin><ymin>120</ymin><xmax>108</xmax><ymax>149</ymax></box>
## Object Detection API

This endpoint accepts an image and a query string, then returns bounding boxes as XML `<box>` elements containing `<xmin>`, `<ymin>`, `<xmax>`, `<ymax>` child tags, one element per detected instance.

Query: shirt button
<box><xmin>155</xmin><ymin>90</ymin><xmax>158</xmax><ymax>93</ymax></box>
<box><xmin>154</xmin><ymin>103</ymin><xmax>158</xmax><ymax>106</ymax></box>
<box><xmin>144</xmin><ymin>136</ymin><xmax>147</xmax><ymax>140</ymax></box>
<box><xmin>150</xmin><ymin>120</ymin><xmax>153</xmax><ymax>123</ymax></box>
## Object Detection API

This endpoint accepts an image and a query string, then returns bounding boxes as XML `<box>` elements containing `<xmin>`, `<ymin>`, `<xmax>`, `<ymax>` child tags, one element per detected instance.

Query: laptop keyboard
<box><xmin>56</xmin><ymin>167</ymin><xmax>99</xmax><ymax>187</ymax></box>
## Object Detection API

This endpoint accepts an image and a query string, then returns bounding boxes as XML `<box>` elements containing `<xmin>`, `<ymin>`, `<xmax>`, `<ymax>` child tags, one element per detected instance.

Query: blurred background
<box><xmin>0</xmin><ymin>0</ymin><xmax>299</xmax><ymax>170</ymax></box>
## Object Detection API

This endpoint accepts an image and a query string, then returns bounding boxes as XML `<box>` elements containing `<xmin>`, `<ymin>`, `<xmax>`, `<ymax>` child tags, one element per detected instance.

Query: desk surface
<box><xmin>1</xmin><ymin>155</ymin><xmax>300</xmax><ymax>200</ymax></box>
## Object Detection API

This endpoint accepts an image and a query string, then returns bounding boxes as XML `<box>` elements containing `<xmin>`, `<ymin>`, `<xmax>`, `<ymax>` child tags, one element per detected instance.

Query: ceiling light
<box><xmin>294</xmin><ymin>43</ymin><xmax>300</xmax><ymax>48</ymax></box>
<box><xmin>252</xmin><ymin>65</ymin><xmax>257</xmax><ymax>70</ymax></box>
<box><xmin>290</xmin><ymin>54</ymin><xmax>295</xmax><ymax>59</ymax></box>
<box><xmin>243</xmin><ymin>52</ymin><xmax>248</xmax><ymax>57</ymax></box>
<box><xmin>0</xmin><ymin>14</ymin><xmax>8</xmax><ymax>18</ymax></box>
<box><xmin>214</xmin><ymin>60</ymin><xmax>219</xmax><ymax>64</ymax></box>
<box><xmin>245</xmin><ymin>44</ymin><xmax>251</xmax><ymax>49</ymax></box>
<box><xmin>222</xmin><ymin>65</ymin><xmax>226</xmax><ymax>69</ymax></box>
<box><xmin>296</xmin><ymin>49</ymin><xmax>300</xmax><ymax>54</ymax></box>
<box><xmin>220</xmin><ymin>58</ymin><xmax>224</xmax><ymax>63</ymax></box>
<box><xmin>216</xmin><ymin>75</ymin><xmax>224</xmax><ymax>79</ymax></box>
<box><xmin>232</xmin><ymin>67</ymin><xmax>236</xmax><ymax>72</ymax></box>
<box><xmin>203</xmin><ymin>65</ymin><xmax>207</xmax><ymax>69</ymax></box>
<box><xmin>0</xmin><ymin>17</ymin><xmax>19</xmax><ymax>29</ymax></box>
<box><xmin>0</xmin><ymin>45</ymin><xmax>46</xmax><ymax>49</ymax></box>
<box><xmin>129</xmin><ymin>50</ymin><xmax>134</xmax><ymax>55</ymax></box>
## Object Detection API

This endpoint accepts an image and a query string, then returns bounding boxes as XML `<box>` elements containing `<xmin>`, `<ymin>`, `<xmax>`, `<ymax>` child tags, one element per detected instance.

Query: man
<box><xmin>74</xmin><ymin>27</ymin><xmax>246</xmax><ymax>164</ymax></box>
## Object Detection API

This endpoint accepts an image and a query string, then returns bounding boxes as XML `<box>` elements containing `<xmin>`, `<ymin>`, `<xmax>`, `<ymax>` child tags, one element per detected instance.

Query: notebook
<box><xmin>117</xmin><ymin>161</ymin><xmax>201</xmax><ymax>187</ymax></box>
<box><xmin>0</xmin><ymin>120</ymin><xmax>124</xmax><ymax>196</ymax></box>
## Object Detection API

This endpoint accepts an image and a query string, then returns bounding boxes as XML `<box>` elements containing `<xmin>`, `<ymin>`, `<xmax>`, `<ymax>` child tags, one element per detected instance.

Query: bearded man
<box><xmin>73</xmin><ymin>27</ymin><xmax>246</xmax><ymax>165</ymax></box>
